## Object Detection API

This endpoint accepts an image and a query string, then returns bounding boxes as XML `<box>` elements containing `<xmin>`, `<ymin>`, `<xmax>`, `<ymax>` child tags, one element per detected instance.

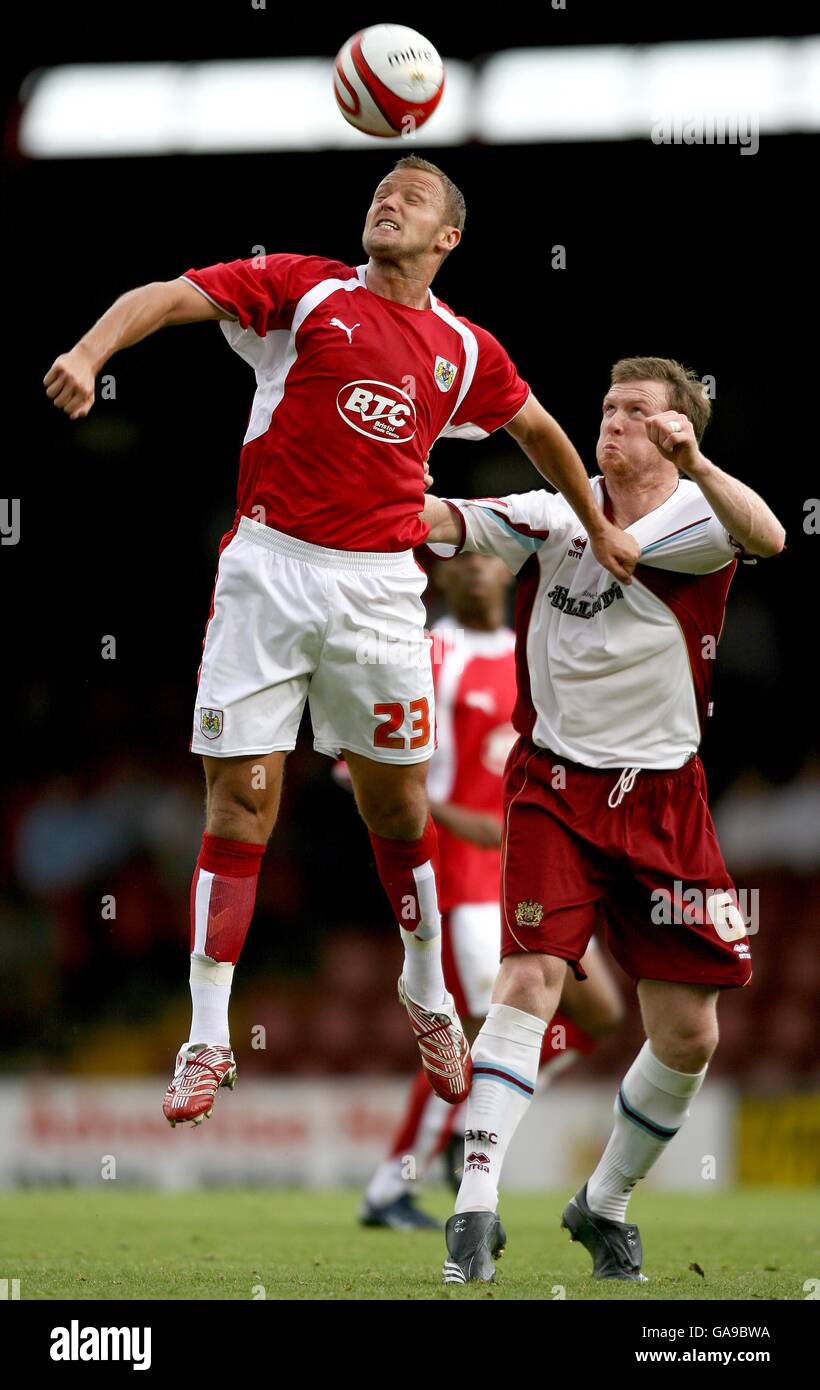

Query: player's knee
<box><xmin>492</xmin><ymin>952</ymin><xmax>565</xmax><ymax>1020</ymax></box>
<box><xmin>650</xmin><ymin>1022</ymin><xmax>719</xmax><ymax>1073</ymax></box>
<box><xmin>207</xmin><ymin>786</ymin><xmax>279</xmax><ymax>843</ymax></box>
<box><xmin>360</xmin><ymin>790</ymin><xmax>428</xmax><ymax>840</ymax></box>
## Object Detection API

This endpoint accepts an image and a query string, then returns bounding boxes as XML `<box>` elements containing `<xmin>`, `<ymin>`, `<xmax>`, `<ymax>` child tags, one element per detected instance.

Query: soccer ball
<box><xmin>333</xmin><ymin>24</ymin><xmax>445</xmax><ymax>138</ymax></box>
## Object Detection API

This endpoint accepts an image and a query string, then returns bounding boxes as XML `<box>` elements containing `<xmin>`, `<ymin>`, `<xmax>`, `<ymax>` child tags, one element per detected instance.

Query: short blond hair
<box><xmin>610</xmin><ymin>356</ymin><xmax>712</xmax><ymax>442</ymax></box>
<box><xmin>391</xmin><ymin>155</ymin><xmax>466</xmax><ymax>234</ymax></box>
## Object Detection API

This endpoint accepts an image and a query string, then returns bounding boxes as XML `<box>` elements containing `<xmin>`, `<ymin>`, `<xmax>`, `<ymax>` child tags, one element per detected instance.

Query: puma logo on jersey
<box><xmin>329</xmin><ymin>317</ymin><xmax>361</xmax><ymax>344</ymax></box>
<box><xmin>464</xmin><ymin>689</ymin><xmax>496</xmax><ymax>714</ymax></box>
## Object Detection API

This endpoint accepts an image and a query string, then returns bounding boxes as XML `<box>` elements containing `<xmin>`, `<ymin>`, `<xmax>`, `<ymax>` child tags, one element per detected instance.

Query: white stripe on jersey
<box><xmin>427</xmin><ymin>617</ymin><xmax>516</xmax><ymax>803</ymax></box>
<box><xmin>426</xmin><ymin>621</ymin><xmax>466</xmax><ymax>805</ymax></box>
<box><xmin>217</xmin><ymin>271</ymin><xmax>364</xmax><ymax>446</ymax></box>
<box><xmin>427</xmin><ymin>300</ymin><xmax>480</xmax><ymax>439</ymax></box>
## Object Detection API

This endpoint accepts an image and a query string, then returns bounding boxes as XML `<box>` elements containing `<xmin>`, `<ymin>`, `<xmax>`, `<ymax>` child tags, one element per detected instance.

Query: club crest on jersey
<box><xmin>434</xmin><ymin>356</ymin><xmax>458</xmax><ymax>392</ymax></box>
<box><xmin>515</xmin><ymin>899</ymin><xmax>544</xmax><ymax>927</ymax></box>
<box><xmin>336</xmin><ymin>379</ymin><xmax>417</xmax><ymax>443</ymax></box>
<box><xmin>199</xmin><ymin>707</ymin><xmax>223</xmax><ymax>740</ymax></box>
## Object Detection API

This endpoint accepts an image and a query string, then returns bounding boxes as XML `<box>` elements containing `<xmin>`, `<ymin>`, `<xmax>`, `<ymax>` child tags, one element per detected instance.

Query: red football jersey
<box><xmin>427</xmin><ymin>617</ymin><xmax>518</xmax><ymax>910</ymax></box>
<box><xmin>181</xmin><ymin>254</ymin><xmax>530</xmax><ymax>551</ymax></box>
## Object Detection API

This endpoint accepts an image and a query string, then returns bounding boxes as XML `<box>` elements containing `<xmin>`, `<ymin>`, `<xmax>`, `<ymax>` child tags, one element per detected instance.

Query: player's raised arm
<box><xmin>44</xmin><ymin>279</ymin><xmax>232</xmax><ymax>421</ymax></box>
<box><xmin>506</xmin><ymin>393</ymin><xmax>640</xmax><ymax>585</ymax></box>
<box><xmin>645</xmin><ymin>410</ymin><xmax>786</xmax><ymax>557</ymax></box>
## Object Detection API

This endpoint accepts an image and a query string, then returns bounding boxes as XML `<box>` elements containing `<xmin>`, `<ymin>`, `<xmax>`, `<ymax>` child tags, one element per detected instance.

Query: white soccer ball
<box><xmin>333</xmin><ymin>24</ymin><xmax>445</xmax><ymax>138</ymax></box>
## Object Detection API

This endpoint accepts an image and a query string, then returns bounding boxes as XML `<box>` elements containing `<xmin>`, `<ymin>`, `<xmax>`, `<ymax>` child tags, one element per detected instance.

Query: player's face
<box><xmin>596</xmin><ymin>380</ymin><xmax>678</xmax><ymax>476</ymax></box>
<box><xmin>363</xmin><ymin>170</ymin><xmax>453</xmax><ymax>261</ymax></box>
<box><xmin>435</xmin><ymin>553</ymin><xmax>511</xmax><ymax>622</ymax></box>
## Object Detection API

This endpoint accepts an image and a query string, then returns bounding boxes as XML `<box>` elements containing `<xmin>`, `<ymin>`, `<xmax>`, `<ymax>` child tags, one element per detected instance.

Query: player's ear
<box><xmin>438</xmin><ymin>225</ymin><xmax>461</xmax><ymax>255</ymax></box>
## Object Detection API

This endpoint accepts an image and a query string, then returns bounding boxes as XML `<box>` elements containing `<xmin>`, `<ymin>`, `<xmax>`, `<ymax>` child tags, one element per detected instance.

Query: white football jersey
<box><xmin>432</xmin><ymin>477</ymin><xmax>745</xmax><ymax>770</ymax></box>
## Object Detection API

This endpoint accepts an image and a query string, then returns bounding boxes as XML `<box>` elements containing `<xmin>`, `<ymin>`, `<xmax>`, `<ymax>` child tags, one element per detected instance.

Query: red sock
<box><xmin>387</xmin><ymin>1068</ymin><xmax>459</xmax><ymax>1172</ymax></box>
<box><xmin>388</xmin><ymin>1068</ymin><xmax>435</xmax><ymax>1158</ymax></box>
<box><xmin>189</xmin><ymin>832</ymin><xmax>265</xmax><ymax>963</ymax></box>
<box><xmin>368</xmin><ymin>815</ymin><xmax>440</xmax><ymax>933</ymax></box>
<box><xmin>540</xmin><ymin>1008</ymin><xmax>597</xmax><ymax>1069</ymax></box>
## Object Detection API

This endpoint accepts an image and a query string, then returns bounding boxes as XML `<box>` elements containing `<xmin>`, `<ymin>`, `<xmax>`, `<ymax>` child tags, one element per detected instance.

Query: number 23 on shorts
<box><xmin>373</xmin><ymin>698</ymin><xmax>431</xmax><ymax>750</ymax></box>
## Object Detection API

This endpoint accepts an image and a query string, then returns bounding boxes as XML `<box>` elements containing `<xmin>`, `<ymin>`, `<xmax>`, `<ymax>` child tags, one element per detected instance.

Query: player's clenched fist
<box><xmin>645</xmin><ymin>410</ymin><xmax>700</xmax><ymax>474</ymax></box>
<box><xmin>43</xmin><ymin>345</ymin><xmax>97</xmax><ymax>420</ymax></box>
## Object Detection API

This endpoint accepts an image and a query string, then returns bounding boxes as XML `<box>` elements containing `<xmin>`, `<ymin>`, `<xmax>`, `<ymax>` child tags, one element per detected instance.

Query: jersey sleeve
<box><xmin>427</xmin><ymin>492</ymin><xmax>563</xmax><ymax>574</ymax></box>
<box><xmin>439</xmin><ymin>322</ymin><xmax>531</xmax><ymax>441</ymax></box>
<box><xmin>180</xmin><ymin>253</ymin><xmax>353</xmax><ymax>337</ymax></box>
<box><xmin>636</xmin><ymin>482</ymin><xmax>751</xmax><ymax>574</ymax></box>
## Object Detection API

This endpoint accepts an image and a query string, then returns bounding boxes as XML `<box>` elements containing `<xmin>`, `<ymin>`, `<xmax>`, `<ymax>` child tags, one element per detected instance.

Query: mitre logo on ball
<box><xmin>336</xmin><ymin>380</ymin><xmax>417</xmax><ymax>443</ymax></box>
<box><xmin>334</xmin><ymin>24</ymin><xmax>445</xmax><ymax>138</ymax></box>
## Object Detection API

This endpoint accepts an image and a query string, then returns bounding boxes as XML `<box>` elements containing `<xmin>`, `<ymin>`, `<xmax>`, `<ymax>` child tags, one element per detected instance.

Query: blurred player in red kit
<box><xmin>360</xmin><ymin>550</ymin><xmax>624</xmax><ymax>1229</ymax></box>
<box><xmin>44</xmin><ymin>156</ymin><xmax>637</xmax><ymax>1127</ymax></box>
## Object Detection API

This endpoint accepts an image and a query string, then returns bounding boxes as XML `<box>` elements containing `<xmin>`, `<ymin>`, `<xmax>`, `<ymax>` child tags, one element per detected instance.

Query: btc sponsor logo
<box><xmin>336</xmin><ymin>380</ymin><xmax>417</xmax><ymax>443</ymax></box>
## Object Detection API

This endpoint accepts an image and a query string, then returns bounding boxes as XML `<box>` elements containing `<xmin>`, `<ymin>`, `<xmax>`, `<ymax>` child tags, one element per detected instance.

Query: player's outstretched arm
<box><xmin>645</xmin><ymin>411</ymin><xmax>786</xmax><ymax>557</ymax></box>
<box><xmin>44</xmin><ymin>279</ymin><xmax>231</xmax><ymax>421</ymax></box>
<box><xmin>431</xmin><ymin>801</ymin><xmax>503</xmax><ymax>848</ymax></box>
<box><xmin>506</xmin><ymin>393</ymin><xmax>640</xmax><ymax>584</ymax></box>
<box><xmin>419</xmin><ymin>493</ymin><xmax>461</xmax><ymax>544</ymax></box>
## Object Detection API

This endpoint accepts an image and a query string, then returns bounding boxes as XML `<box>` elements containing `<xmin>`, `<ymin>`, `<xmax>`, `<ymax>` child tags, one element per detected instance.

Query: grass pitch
<box><xmin>0</xmin><ymin>1187</ymin><xmax>816</xmax><ymax>1300</ymax></box>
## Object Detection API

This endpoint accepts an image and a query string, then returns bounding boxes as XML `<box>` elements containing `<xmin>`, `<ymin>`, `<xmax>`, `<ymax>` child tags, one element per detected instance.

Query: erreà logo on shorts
<box><xmin>336</xmin><ymin>379</ymin><xmax>417</xmax><ymax>443</ymax></box>
<box><xmin>51</xmin><ymin>1320</ymin><xmax>151</xmax><ymax>1370</ymax></box>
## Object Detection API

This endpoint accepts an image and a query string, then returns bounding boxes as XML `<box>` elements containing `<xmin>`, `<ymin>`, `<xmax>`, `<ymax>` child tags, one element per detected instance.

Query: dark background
<box><xmin>2</xmin><ymin>3</ymin><xmax>817</xmax><ymax>1084</ymax></box>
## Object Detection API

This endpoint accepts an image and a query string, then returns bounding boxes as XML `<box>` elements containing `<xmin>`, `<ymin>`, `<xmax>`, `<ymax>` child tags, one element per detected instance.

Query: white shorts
<box><xmin>443</xmin><ymin>904</ymin><xmax>601</xmax><ymax>1019</ymax></box>
<box><xmin>191</xmin><ymin>517</ymin><xmax>435</xmax><ymax>763</ymax></box>
<box><xmin>444</xmin><ymin>903</ymin><xmax>502</xmax><ymax>1018</ymax></box>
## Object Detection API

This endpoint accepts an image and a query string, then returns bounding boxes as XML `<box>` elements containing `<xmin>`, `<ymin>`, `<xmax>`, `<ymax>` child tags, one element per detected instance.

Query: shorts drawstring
<box><xmin>607</xmin><ymin>767</ymin><xmax>641</xmax><ymax>808</ymax></box>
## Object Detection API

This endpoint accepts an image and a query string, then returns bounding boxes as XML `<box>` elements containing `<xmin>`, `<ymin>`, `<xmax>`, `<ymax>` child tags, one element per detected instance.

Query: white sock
<box><xmin>586</xmin><ymin>1041</ymin><xmax>708</xmax><ymax>1221</ymax></box>
<box><xmin>455</xmin><ymin>1003</ymin><xmax>546</xmax><ymax>1214</ymax></box>
<box><xmin>399</xmin><ymin>860</ymin><xmax>447</xmax><ymax>1010</ymax></box>
<box><xmin>365</xmin><ymin>1091</ymin><xmax>453</xmax><ymax>1207</ymax></box>
<box><xmin>365</xmin><ymin>1155</ymin><xmax>407</xmax><ymax>1208</ymax></box>
<box><xmin>188</xmin><ymin>953</ymin><xmax>235</xmax><ymax>1048</ymax></box>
